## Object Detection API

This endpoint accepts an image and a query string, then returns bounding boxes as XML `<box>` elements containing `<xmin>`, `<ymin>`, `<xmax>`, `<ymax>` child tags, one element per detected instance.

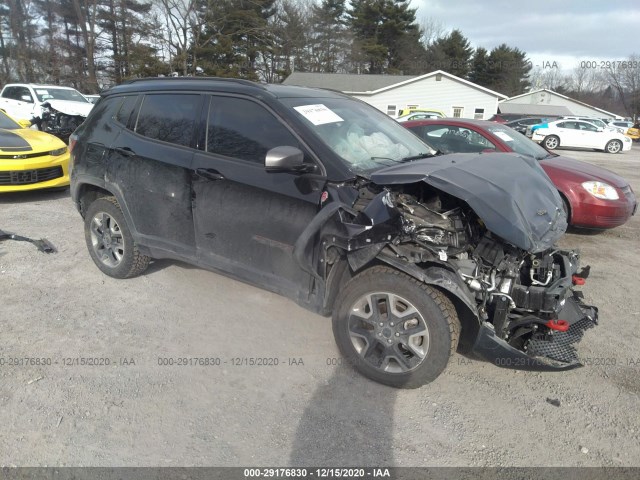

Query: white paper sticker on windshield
<box><xmin>494</xmin><ymin>131</ymin><xmax>514</xmax><ymax>142</ymax></box>
<box><xmin>36</xmin><ymin>89</ymin><xmax>49</xmax><ymax>95</ymax></box>
<box><xmin>294</xmin><ymin>104</ymin><xmax>344</xmax><ymax>125</ymax></box>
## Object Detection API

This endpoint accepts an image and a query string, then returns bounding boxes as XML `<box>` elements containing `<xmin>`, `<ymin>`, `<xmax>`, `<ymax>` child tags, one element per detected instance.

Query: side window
<box><xmin>3</xmin><ymin>87</ymin><xmax>17</xmax><ymax>100</ymax></box>
<box><xmin>17</xmin><ymin>87</ymin><xmax>33</xmax><ymax>103</ymax></box>
<box><xmin>580</xmin><ymin>122</ymin><xmax>598</xmax><ymax>132</ymax></box>
<box><xmin>116</xmin><ymin>95</ymin><xmax>138</xmax><ymax>127</ymax></box>
<box><xmin>206</xmin><ymin>96</ymin><xmax>302</xmax><ymax>164</ymax></box>
<box><xmin>135</xmin><ymin>94</ymin><xmax>200</xmax><ymax>147</ymax></box>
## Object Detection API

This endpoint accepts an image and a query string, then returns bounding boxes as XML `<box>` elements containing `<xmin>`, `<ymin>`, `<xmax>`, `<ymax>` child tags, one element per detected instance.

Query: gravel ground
<box><xmin>0</xmin><ymin>144</ymin><xmax>639</xmax><ymax>467</ymax></box>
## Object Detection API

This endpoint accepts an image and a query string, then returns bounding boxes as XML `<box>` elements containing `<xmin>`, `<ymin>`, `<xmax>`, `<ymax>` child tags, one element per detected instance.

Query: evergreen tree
<box><xmin>424</xmin><ymin>29</ymin><xmax>472</xmax><ymax>78</ymax></box>
<box><xmin>484</xmin><ymin>44</ymin><xmax>531</xmax><ymax>96</ymax></box>
<box><xmin>197</xmin><ymin>0</ymin><xmax>276</xmax><ymax>80</ymax></box>
<box><xmin>310</xmin><ymin>0</ymin><xmax>348</xmax><ymax>73</ymax></box>
<box><xmin>468</xmin><ymin>46</ymin><xmax>490</xmax><ymax>85</ymax></box>
<box><xmin>348</xmin><ymin>0</ymin><xmax>423</xmax><ymax>74</ymax></box>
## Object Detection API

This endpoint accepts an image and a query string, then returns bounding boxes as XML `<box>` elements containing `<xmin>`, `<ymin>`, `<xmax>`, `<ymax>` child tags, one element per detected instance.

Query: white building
<box><xmin>499</xmin><ymin>89</ymin><xmax>620</xmax><ymax>119</ymax></box>
<box><xmin>282</xmin><ymin>70</ymin><xmax>508</xmax><ymax>120</ymax></box>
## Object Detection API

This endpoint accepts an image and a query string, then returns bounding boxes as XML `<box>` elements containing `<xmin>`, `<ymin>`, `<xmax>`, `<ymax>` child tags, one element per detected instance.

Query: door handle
<box><xmin>113</xmin><ymin>146</ymin><xmax>136</xmax><ymax>157</ymax></box>
<box><xmin>196</xmin><ymin>168</ymin><xmax>225</xmax><ymax>181</ymax></box>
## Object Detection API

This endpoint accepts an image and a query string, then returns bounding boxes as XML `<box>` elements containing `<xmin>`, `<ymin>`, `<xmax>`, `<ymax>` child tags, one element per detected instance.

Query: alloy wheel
<box><xmin>348</xmin><ymin>292</ymin><xmax>430</xmax><ymax>373</ymax></box>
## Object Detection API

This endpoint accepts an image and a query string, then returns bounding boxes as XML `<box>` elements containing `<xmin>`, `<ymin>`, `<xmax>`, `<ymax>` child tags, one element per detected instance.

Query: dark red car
<box><xmin>404</xmin><ymin>119</ymin><xmax>637</xmax><ymax>229</ymax></box>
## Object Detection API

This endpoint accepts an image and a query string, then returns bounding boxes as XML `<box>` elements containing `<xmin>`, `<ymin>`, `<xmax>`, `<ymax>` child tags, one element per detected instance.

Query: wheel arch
<box><xmin>76</xmin><ymin>182</ymin><xmax>114</xmax><ymax>218</ymax></box>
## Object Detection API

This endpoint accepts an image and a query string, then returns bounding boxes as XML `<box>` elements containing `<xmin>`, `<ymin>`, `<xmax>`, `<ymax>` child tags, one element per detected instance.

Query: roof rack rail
<box><xmin>121</xmin><ymin>76</ymin><xmax>266</xmax><ymax>89</ymax></box>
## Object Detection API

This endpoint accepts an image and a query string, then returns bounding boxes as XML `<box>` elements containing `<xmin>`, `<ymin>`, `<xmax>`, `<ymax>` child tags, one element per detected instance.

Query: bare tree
<box><xmin>528</xmin><ymin>64</ymin><xmax>569</xmax><ymax>91</ymax></box>
<box><xmin>605</xmin><ymin>55</ymin><xmax>640</xmax><ymax>119</ymax></box>
<box><xmin>419</xmin><ymin>15</ymin><xmax>445</xmax><ymax>47</ymax></box>
<box><xmin>72</xmin><ymin>0</ymin><xmax>100</xmax><ymax>91</ymax></box>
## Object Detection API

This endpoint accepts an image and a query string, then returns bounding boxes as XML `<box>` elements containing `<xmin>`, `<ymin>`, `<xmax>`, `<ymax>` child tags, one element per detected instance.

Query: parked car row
<box><xmin>530</xmin><ymin>119</ymin><xmax>632</xmax><ymax>154</ymax></box>
<box><xmin>403</xmin><ymin>118</ymin><xmax>637</xmax><ymax>230</ymax></box>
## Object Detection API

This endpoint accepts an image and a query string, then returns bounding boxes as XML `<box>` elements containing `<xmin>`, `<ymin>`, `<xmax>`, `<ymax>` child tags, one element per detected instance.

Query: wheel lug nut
<box><xmin>379</xmin><ymin>323</ymin><xmax>383</xmax><ymax>326</ymax></box>
<box><xmin>387</xmin><ymin>339</ymin><xmax>392</xmax><ymax>344</ymax></box>
<box><xmin>378</xmin><ymin>332</ymin><xmax>382</xmax><ymax>336</ymax></box>
<box><xmin>390</xmin><ymin>322</ymin><xmax>394</xmax><ymax>326</ymax></box>
<box><xmin>395</xmin><ymin>333</ymin><xmax>400</xmax><ymax>337</ymax></box>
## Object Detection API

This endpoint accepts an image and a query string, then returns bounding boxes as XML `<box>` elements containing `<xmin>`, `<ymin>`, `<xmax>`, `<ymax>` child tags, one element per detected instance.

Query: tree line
<box><xmin>1</xmin><ymin>0</ymin><xmax>637</xmax><ymax>117</ymax></box>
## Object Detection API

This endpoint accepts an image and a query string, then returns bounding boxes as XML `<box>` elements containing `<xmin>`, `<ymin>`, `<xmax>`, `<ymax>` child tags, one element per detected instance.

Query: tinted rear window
<box><xmin>135</xmin><ymin>94</ymin><xmax>200</xmax><ymax>147</ymax></box>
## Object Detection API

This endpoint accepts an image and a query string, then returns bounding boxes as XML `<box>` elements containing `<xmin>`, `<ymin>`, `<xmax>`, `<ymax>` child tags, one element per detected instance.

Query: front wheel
<box><xmin>543</xmin><ymin>135</ymin><xmax>559</xmax><ymax>150</ymax></box>
<box><xmin>332</xmin><ymin>266</ymin><xmax>460</xmax><ymax>388</ymax></box>
<box><xmin>605</xmin><ymin>139</ymin><xmax>622</xmax><ymax>154</ymax></box>
<box><xmin>84</xmin><ymin>197</ymin><xmax>150</xmax><ymax>279</ymax></box>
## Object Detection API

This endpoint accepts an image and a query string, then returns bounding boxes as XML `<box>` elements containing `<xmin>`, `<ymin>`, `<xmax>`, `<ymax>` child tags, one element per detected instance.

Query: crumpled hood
<box><xmin>44</xmin><ymin>99</ymin><xmax>93</xmax><ymax>117</ymax></box>
<box><xmin>370</xmin><ymin>152</ymin><xmax>567</xmax><ymax>253</ymax></box>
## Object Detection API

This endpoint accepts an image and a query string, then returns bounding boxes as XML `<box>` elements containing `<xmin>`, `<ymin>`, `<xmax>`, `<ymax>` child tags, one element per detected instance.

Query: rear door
<box><xmin>555</xmin><ymin>121</ymin><xmax>579</xmax><ymax>147</ymax></box>
<box><xmin>575</xmin><ymin>121</ymin><xmax>602</xmax><ymax>148</ymax></box>
<box><xmin>104</xmin><ymin>92</ymin><xmax>201</xmax><ymax>259</ymax></box>
<box><xmin>191</xmin><ymin>94</ymin><xmax>323</xmax><ymax>301</ymax></box>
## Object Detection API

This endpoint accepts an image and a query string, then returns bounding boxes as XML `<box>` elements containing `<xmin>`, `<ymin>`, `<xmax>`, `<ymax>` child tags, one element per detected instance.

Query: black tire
<box><xmin>84</xmin><ymin>196</ymin><xmax>150</xmax><ymax>279</ymax></box>
<box><xmin>605</xmin><ymin>139</ymin><xmax>622</xmax><ymax>154</ymax></box>
<box><xmin>543</xmin><ymin>135</ymin><xmax>559</xmax><ymax>150</ymax></box>
<box><xmin>332</xmin><ymin>266</ymin><xmax>460</xmax><ymax>389</ymax></box>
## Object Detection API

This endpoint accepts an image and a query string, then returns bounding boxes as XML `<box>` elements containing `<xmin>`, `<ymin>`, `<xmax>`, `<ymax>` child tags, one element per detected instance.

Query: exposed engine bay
<box><xmin>316</xmin><ymin>175</ymin><xmax>598</xmax><ymax>369</ymax></box>
<box><xmin>38</xmin><ymin>103</ymin><xmax>85</xmax><ymax>141</ymax></box>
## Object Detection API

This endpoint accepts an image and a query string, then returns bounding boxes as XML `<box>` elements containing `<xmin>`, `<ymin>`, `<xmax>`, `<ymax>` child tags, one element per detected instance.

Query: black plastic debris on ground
<box><xmin>0</xmin><ymin>229</ymin><xmax>57</xmax><ymax>253</ymax></box>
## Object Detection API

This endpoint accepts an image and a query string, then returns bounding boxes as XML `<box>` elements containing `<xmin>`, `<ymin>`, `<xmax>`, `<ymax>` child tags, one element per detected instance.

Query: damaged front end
<box><xmin>300</xmin><ymin>152</ymin><xmax>598</xmax><ymax>371</ymax></box>
<box><xmin>39</xmin><ymin>102</ymin><xmax>87</xmax><ymax>141</ymax></box>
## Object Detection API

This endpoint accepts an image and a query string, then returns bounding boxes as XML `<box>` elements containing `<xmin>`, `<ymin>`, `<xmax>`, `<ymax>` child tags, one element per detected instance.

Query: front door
<box><xmin>191</xmin><ymin>95</ymin><xmax>323</xmax><ymax>301</ymax></box>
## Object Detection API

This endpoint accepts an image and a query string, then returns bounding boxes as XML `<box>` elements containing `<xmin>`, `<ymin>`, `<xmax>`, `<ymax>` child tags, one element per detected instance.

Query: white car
<box><xmin>531</xmin><ymin>119</ymin><xmax>632</xmax><ymax>154</ymax></box>
<box><xmin>607</xmin><ymin>120</ymin><xmax>633</xmax><ymax>134</ymax></box>
<box><xmin>0</xmin><ymin>83</ymin><xmax>94</xmax><ymax>139</ymax></box>
<box><xmin>560</xmin><ymin>116</ymin><xmax>617</xmax><ymax>132</ymax></box>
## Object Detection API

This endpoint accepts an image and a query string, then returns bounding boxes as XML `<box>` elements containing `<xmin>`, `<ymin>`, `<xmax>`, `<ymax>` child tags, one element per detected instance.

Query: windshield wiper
<box><xmin>370</xmin><ymin>156</ymin><xmax>406</xmax><ymax>166</ymax></box>
<box><xmin>400</xmin><ymin>152</ymin><xmax>437</xmax><ymax>162</ymax></box>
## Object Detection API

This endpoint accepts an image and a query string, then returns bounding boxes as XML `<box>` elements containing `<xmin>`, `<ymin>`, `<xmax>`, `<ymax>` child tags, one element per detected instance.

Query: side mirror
<box><xmin>265</xmin><ymin>146</ymin><xmax>305</xmax><ymax>172</ymax></box>
<box><xmin>20</xmin><ymin>95</ymin><xmax>32</xmax><ymax>103</ymax></box>
<box><xmin>17</xmin><ymin>119</ymin><xmax>31</xmax><ymax>128</ymax></box>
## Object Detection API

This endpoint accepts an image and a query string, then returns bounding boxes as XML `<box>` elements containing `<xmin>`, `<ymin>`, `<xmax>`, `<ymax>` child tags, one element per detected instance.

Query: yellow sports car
<box><xmin>0</xmin><ymin>109</ymin><xmax>69</xmax><ymax>192</ymax></box>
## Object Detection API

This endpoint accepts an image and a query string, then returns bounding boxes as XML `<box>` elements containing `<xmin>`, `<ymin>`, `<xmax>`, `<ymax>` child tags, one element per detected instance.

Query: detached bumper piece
<box><xmin>0</xmin><ymin>229</ymin><xmax>57</xmax><ymax>253</ymax></box>
<box><xmin>471</xmin><ymin>294</ymin><xmax>598</xmax><ymax>371</ymax></box>
<box><xmin>526</xmin><ymin>295</ymin><xmax>598</xmax><ymax>364</ymax></box>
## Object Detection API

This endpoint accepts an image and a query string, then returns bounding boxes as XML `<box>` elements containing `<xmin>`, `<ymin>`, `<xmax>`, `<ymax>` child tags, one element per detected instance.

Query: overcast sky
<box><xmin>413</xmin><ymin>0</ymin><xmax>638</xmax><ymax>71</ymax></box>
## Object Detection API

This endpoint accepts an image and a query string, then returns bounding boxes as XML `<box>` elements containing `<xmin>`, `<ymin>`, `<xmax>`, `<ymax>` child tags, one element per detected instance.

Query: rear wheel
<box><xmin>605</xmin><ymin>139</ymin><xmax>622</xmax><ymax>154</ymax></box>
<box><xmin>332</xmin><ymin>266</ymin><xmax>460</xmax><ymax>388</ymax></box>
<box><xmin>543</xmin><ymin>135</ymin><xmax>559</xmax><ymax>150</ymax></box>
<box><xmin>84</xmin><ymin>197</ymin><xmax>150</xmax><ymax>279</ymax></box>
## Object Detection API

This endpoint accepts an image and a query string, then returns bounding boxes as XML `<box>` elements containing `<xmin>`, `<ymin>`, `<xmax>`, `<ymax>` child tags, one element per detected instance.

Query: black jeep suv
<box><xmin>70</xmin><ymin>77</ymin><xmax>597</xmax><ymax>388</ymax></box>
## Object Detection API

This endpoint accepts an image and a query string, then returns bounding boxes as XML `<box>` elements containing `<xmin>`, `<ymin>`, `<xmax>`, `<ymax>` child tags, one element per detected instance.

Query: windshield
<box><xmin>33</xmin><ymin>87</ymin><xmax>89</xmax><ymax>103</ymax></box>
<box><xmin>282</xmin><ymin>97</ymin><xmax>436</xmax><ymax>174</ymax></box>
<box><xmin>487</xmin><ymin>125</ymin><xmax>552</xmax><ymax>160</ymax></box>
<box><xmin>0</xmin><ymin>110</ymin><xmax>21</xmax><ymax>129</ymax></box>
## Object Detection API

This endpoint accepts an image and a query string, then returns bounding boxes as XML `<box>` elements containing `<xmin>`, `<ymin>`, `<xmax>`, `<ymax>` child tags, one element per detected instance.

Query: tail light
<box><xmin>68</xmin><ymin>133</ymin><xmax>78</xmax><ymax>153</ymax></box>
